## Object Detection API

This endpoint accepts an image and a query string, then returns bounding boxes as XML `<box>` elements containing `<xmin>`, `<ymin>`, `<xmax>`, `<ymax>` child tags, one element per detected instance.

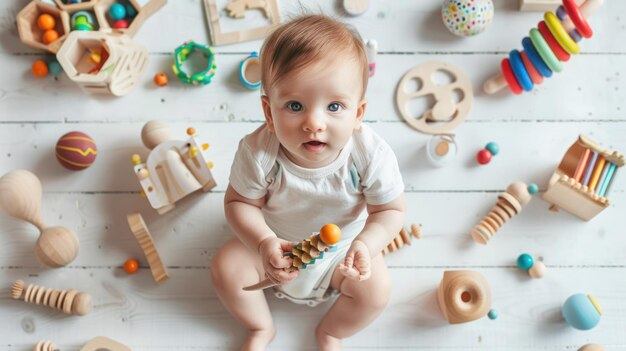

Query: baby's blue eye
<box><xmin>287</xmin><ymin>102</ymin><xmax>302</xmax><ymax>112</ymax></box>
<box><xmin>328</xmin><ymin>103</ymin><xmax>341</xmax><ymax>112</ymax></box>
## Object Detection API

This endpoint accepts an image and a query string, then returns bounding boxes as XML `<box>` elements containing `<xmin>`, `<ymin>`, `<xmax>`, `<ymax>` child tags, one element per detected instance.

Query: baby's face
<box><xmin>262</xmin><ymin>56</ymin><xmax>366</xmax><ymax>169</ymax></box>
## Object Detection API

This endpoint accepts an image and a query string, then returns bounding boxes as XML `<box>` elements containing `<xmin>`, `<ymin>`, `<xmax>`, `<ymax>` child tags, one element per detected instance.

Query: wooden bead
<box><xmin>528</xmin><ymin>260</ymin><xmax>546</xmax><ymax>279</ymax></box>
<box><xmin>507</xmin><ymin>181</ymin><xmax>532</xmax><ymax>205</ymax></box>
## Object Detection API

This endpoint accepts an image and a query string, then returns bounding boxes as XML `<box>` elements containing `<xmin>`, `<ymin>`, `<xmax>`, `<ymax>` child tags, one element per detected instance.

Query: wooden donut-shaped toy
<box><xmin>437</xmin><ymin>270</ymin><xmax>491</xmax><ymax>324</ymax></box>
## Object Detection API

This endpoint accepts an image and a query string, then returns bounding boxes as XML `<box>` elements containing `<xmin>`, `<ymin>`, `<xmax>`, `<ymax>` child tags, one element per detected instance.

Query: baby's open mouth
<box><xmin>303</xmin><ymin>141</ymin><xmax>326</xmax><ymax>151</ymax></box>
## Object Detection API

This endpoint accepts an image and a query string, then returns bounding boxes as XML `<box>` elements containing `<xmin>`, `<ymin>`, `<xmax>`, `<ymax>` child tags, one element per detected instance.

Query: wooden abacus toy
<box><xmin>243</xmin><ymin>224</ymin><xmax>342</xmax><ymax>291</ymax></box>
<box><xmin>471</xmin><ymin>182</ymin><xmax>537</xmax><ymax>244</ymax></box>
<box><xmin>543</xmin><ymin>135</ymin><xmax>624</xmax><ymax>220</ymax></box>
<box><xmin>11</xmin><ymin>280</ymin><xmax>92</xmax><ymax>316</ymax></box>
<box><xmin>437</xmin><ymin>270</ymin><xmax>491</xmax><ymax>324</ymax></box>
<box><xmin>484</xmin><ymin>0</ymin><xmax>603</xmax><ymax>95</ymax></box>
<box><xmin>382</xmin><ymin>224</ymin><xmax>421</xmax><ymax>256</ymax></box>
<box><xmin>33</xmin><ymin>340</ymin><xmax>57</xmax><ymax>351</ymax></box>
<box><xmin>131</xmin><ymin>120</ymin><xmax>217</xmax><ymax>215</ymax></box>
<box><xmin>0</xmin><ymin>170</ymin><xmax>79</xmax><ymax>268</ymax></box>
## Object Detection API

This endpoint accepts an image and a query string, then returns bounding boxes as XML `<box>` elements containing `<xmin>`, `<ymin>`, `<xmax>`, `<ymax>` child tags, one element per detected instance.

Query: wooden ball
<box><xmin>578</xmin><ymin>344</ymin><xmax>607</xmax><ymax>351</ymax></box>
<box><xmin>55</xmin><ymin>131</ymin><xmax>97</xmax><ymax>171</ymax></box>
<box><xmin>141</xmin><ymin>120</ymin><xmax>171</xmax><ymax>150</ymax></box>
<box><xmin>528</xmin><ymin>260</ymin><xmax>546</xmax><ymax>279</ymax></box>
<box><xmin>72</xmin><ymin>292</ymin><xmax>92</xmax><ymax>315</ymax></box>
<box><xmin>36</xmin><ymin>226</ymin><xmax>79</xmax><ymax>268</ymax></box>
<box><xmin>507</xmin><ymin>181</ymin><xmax>532</xmax><ymax>205</ymax></box>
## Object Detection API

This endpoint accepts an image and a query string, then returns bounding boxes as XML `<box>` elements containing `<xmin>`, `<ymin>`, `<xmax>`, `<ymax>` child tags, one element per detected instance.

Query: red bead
<box><xmin>113</xmin><ymin>19</ymin><xmax>129</xmax><ymax>29</ymax></box>
<box><xmin>477</xmin><ymin>149</ymin><xmax>492</xmax><ymax>165</ymax></box>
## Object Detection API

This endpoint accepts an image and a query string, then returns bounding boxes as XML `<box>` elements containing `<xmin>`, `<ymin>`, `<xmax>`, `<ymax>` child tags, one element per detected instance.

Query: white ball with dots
<box><xmin>442</xmin><ymin>0</ymin><xmax>494</xmax><ymax>37</ymax></box>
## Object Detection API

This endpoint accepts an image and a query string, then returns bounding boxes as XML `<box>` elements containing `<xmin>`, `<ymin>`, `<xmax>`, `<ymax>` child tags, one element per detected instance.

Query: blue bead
<box><xmin>485</xmin><ymin>142</ymin><xmax>499</xmax><ymax>156</ymax></box>
<box><xmin>527</xmin><ymin>183</ymin><xmax>539</xmax><ymax>195</ymax></box>
<box><xmin>517</xmin><ymin>253</ymin><xmax>534</xmax><ymax>270</ymax></box>
<box><xmin>47</xmin><ymin>60</ymin><xmax>63</xmax><ymax>76</ymax></box>
<box><xmin>125</xmin><ymin>3</ymin><xmax>138</xmax><ymax>18</ymax></box>
<box><xmin>109</xmin><ymin>3</ymin><xmax>127</xmax><ymax>21</ymax></box>
<box><xmin>488</xmin><ymin>309</ymin><xmax>498</xmax><ymax>320</ymax></box>
<box><xmin>562</xmin><ymin>294</ymin><xmax>601</xmax><ymax>330</ymax></box>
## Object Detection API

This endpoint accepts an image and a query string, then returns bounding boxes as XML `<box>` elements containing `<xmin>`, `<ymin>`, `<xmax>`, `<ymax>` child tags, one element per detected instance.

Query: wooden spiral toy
<box><xmin>243</xmin><ymin>224</ymin><xmax>342</xmax><ymax>291</ymax></box>
<box><xmin>382</xmin><ymin>224</ymin><xmax>422</xmax><ymax>256</ymax></box>
<box><xmin>471</xmin><ymin>182</ymin><xmax>535</xmax><ymax>244</ymax></box>
<box><xmin>0</xmin><ymin>170</ymin><xmax>79</xmax><ymax>267</ymax></box>
<box><xmin>33</xmin><ymin>340</ymin><xmax>57</xmax><ymax>351</ymax></box>
<box><xmin>484</xmin><ymin>0</ymin><xmax>603</xmax><ymax>95</ymax></box>
<box><xmin>11</xmin><ymin>280</ymin><xmax>92</xmax><ymax>316</ymax></box>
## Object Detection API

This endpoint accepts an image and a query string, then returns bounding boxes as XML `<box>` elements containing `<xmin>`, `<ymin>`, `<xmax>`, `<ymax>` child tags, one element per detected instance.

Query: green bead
<box><xmin>517</xmin><ymin>253</ymin><xmax>534</xmax><ymax>271</ymax></box>
<box><xmin>74</xmin><ymin>23</ymin><xmax>93</xmax><ymax>31</ymax></box>
<box><xmin>488</xmin><ymin>309</ymin><xmax>498</xmax><ymax>320</ymax></box>
<box><xmin>485</xmin><ymin>142</ymin><xmax>499</xmax><ymax>156</ymax></box>
<box><xmin>527</xmin><ymin>183</ymin><xmax>539</xmax><ymax>195</ymax></box>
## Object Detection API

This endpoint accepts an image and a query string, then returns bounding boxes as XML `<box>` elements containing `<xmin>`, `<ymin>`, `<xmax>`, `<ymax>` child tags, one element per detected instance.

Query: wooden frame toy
<box><xmin>396</xmin><ymin>61</ymin><xmax>473</xmax><ymax>134</ymax></box>
<box><xmin>131</xmin><ymin>120</ymin><xmax>217</xmax><ymax>215</ymax></box>
<box><xmin>203</xmin><ymin>0</ymin><xmax>281</xmax><ymax>46</ymax></box>
<box><xmin>11</xmin><ymin>280</ymin><xmax>92</xmax><ymax>316</ymax></box>
<box><xmin>127</xmin><ymin>213</ymin><xmax>169</xmax><ymax>284</ymax></box>
<box><xmin>437</xmin><ymin>270</ymin><xmax>491</xmax><ymax>324</ymax></box>
<box><xmin>543</xmin><ymin>135</ymin><xmax>624</xmax><ymax>221</ymax></box>
<box><xmin>94</xmin><ymin>0</ymin><xmax>167</xmax><ymax>37</ymax></box>
<box><xmin>484</xmin><ymin>0</ymin><xmax>603</xmax><ymax>95</ymax></box>
<box><xmin>0</xmin><ymin>170</ymin><xmax>79</xmax><ymax>268</ymax></box>
<box><xmin>17</xmin><ymin>1</ymin><xmax>71</xmax><ymax>53</ymax></box>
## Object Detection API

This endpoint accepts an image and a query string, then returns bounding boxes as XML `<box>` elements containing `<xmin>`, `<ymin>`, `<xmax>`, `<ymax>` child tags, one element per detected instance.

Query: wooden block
<box><xmin>127</xmin><ymin>213</ymin><xmax>169</xmax><ymax>284</ymax></box>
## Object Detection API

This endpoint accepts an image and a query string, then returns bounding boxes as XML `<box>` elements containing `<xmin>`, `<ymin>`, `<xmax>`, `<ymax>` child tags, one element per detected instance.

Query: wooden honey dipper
<box><xmin>33</xmin><ymin>340</ymin><xmax>58</xmax><ymax>351</ymax></box>
<box><xmin>471</xmin><ymin>182</ymin><xmax>537</xmax><ymax>244</ymax></box>
<box><xmin>382</xmin><ymin>224</ymin><xmax>422</xmax><ymax>255</ymax></box>
<box><xmin>0</xmin><ymin>170</ymin><xmax>79</xmax><ymax>267</ymax></box>
<box><xmin>11</xmin><ymin>280</ymin><xmax>92</xmax><ymax>316</ymax></box>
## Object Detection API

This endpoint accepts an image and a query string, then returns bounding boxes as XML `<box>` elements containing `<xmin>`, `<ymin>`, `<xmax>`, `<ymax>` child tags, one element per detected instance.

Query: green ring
<box><xmin>172</xmin><ymin>40</ymin><xmax>216</xmax><ymax>86</ymax></box>
<box><xmin>529</xmin><ymin>28</ymin><xmax>562</xmax><ymax>73</ymax></box>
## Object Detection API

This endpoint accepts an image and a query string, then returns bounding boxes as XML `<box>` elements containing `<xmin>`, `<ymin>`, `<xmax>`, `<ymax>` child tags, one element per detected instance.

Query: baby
<box><xmin>211</xmin><ymin>15</ymin><xmax>405</xmax><ymax>351</ymax></box>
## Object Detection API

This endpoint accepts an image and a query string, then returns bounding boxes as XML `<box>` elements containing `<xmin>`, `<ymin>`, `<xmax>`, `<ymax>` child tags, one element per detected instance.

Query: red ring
<box><xmin>520</xmin><ymin>51</ymin><xmax>543</xmax><ymax>85</ymax></box>
<box><xmin>562</xmin><ymin>0</ymin><xmax>593</xmax><ymax>38</ymax></box>
<box><xmin>501</xmin><ymin>58</ymin><xmax>522</xmax><ymax>95</ymax></box>
<box><xmin>538</xmin><ymin>21</ymin><xmax>571</xmax><ymax>62</ymax></box>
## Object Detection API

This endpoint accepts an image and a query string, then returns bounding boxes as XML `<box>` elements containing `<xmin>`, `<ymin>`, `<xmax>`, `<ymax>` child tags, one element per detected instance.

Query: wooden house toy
<box><xmin>437</xmin><ymin>270</ymin><xmax>491</xmax><ymax>324</ymax></box>
<box><xmin>543</xmin><ymin>135</ymin><xmax>624</xmax><ymax>221</ymax></box>
<box><xmin>55</xmin><ymin>29</ymin><xmax>148</xmax><ymax>96</ymax></box>
<box><xmin>131</xmin><ymin>121</ymin><xmax>217</xmax><ymax>215</ymax></box>
<box><xmin>17</xmin><ymin>1</ymin><xmax>71</xmax><ymax>53</ymax></box>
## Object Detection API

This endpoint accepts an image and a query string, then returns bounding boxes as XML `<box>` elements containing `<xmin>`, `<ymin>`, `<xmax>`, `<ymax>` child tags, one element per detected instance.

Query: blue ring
<box><xmin>509</xmin><ymin>49</ymin><xmax>533</xmax><ymax>91</ymax></box>
<box><xmin>522</xmin><ymin>37</ymin><xmax>552</xmax><ymax>78</ymax></box>
<box><xmin>239</xmin><ymin>52</ymin><xmax>261</xmax><ymax>90</ymax></box>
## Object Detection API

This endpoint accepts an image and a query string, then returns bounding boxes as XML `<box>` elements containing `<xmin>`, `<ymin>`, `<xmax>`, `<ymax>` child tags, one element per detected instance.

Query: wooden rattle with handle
<box><xmin>0</xmin><ymin>170</ymin><xmax>79</xmax><ymax>267</ymax></box>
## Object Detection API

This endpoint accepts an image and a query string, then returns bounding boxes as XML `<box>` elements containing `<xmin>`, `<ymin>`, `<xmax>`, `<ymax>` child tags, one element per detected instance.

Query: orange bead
<box><xmin>319</xmin><ymin>224</ymin><xmax>342</xmax><ymax>245</ymax></box>
<box><xmin>123</xmin><ymin>259</ymin><xmax>139</xmax><ymax>274</ymax></box>
<box><xmin>37</xmin><ymin>13</ymin><xmax>56</xmax><ymax>31</ymax></box>
<box><xmin>153</xmin><ymin>72</ymin><xmax>168</xmax><ymax>87</ymax></box>
<box><xmin>186</xmin><ymin>127</ymin><xmax>196</xmax><ymax>136</ymax></box>
<box><xmin>31</xmin><ymin>60</ymin><xmax>49</xmax><ymax>78</ymax></box>
<box><xmin>42</xmin><ymin>29</ymin><xmax>59</xmax><ymax>45</ymax></box>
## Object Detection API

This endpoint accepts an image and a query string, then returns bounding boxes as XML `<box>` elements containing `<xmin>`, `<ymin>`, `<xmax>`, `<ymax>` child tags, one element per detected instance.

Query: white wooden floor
<box><xmin>1</xmin><ymin>0</ymin><xmax>626</xmax><ymax>350</ymax></box>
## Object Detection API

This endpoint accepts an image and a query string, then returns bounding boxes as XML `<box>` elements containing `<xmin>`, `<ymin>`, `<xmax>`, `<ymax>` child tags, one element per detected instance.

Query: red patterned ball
<box><xmin>55</xmin><ymin>131</ymin><xmax>98</xmax><ymax>171</ymax></box>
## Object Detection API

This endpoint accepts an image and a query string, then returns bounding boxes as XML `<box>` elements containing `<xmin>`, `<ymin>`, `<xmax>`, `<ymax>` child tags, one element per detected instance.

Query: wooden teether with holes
<box><xmin>11</xmin><ymin>280</ymin><xmax>91</xmax><ymax>316</ymax></box>
<box><xmin>396</xmin><ymin>61</ymin><xmax>473</xmax><ymax>134</ymax></box>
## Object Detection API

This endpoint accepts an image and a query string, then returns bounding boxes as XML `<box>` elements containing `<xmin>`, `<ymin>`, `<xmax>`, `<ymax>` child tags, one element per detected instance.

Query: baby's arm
<box><xmin>224</xmin><ymin>185</ymin><xmax>298</xmax><ymax>284</ymax></box>
<box><xmin>339</xmin><ymin>193</ymin><xmax>406</xmax><ymax>280</ymax></box>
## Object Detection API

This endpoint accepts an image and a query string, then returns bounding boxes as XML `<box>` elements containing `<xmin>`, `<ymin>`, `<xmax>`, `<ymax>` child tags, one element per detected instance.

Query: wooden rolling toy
<box><xmin>0</xmin><ymin>170</ymin><xmax>79</xmax><ymax>267</ymax></box>
<box><xmin>382</xmin><ymin>224</ymin><xmax>421</xmax><ymax>256</ymax></box>
<box><xmin>438</xmin><ymin>270</ymin><xmax>491</xmax><ymax>324</ymax></box>
<box><xmin>132</xmin><ymin>120</ymin><xmax>217</xmax><ymax>215</ymax></box>
<box><xmin>11</xmin><ymin>280</ymin><xmax>91</xmax><ymax>316</ymax></box>
<box><xmin>471</xmin><ymin>181</ymin><xmax>536</xmax><ymax>244</ymax></box>
<box><xmin>127</xmin><ymin>213</ymin><xmax>168</xmax><ymax>284</ymax></box>
<box><xmin>543</xmin><ymin>135</ymin><xmax>624</xmax><ymax>220</ymax></box>
<box><xmin>484</xmin><ymin>0</ymin><xmax>603</xmax><ymax>95</ymax></box>
<box><xmin>243</xmin><ymin>224</ymin><xmax>342</xmax><ymax>291</ymax></box>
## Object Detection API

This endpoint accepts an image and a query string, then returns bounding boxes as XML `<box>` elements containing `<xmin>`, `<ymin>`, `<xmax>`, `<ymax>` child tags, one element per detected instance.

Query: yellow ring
<box><xmin>544</xmin><ymin>12</ymin><xmax>580</xmax><ymax>54</ymax></box>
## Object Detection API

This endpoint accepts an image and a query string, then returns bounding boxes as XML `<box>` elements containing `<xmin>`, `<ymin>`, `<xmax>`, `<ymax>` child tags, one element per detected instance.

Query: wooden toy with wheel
<box><xmin>438</xmin><ymin>270</ymin><xmax>491</xmax><ymax>324</ymax></box>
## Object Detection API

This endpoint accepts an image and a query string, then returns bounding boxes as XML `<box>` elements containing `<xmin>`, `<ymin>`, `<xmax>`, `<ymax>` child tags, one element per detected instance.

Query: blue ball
<box><xmin>527</xmin><ymin>183</ymin><xmax>539</xmax><ymax>195</ymax></box>
<box><xmin>48</xmin><ymin>60</ymin><xmax>63</xmax><ymax>76</ymax></box>
<box><xmin>485</xmin><ymin>142</ymin><xmax>500</xmax><ymax>156</ymax></box>
<box><xmin>125</xmin><ymin>3</ymin><xmax>137</xmax><ymax>17</ymax></box>
<box><xmin>488</xmin><ymin>309</ymin><xmax>498</xmax><ymax>320</ymax></box>
<box><xmin>562</xmin><ymin>294</ymin><xmax>602</xmax><ymax>330</ymax></box>
<box><xmin>517</xmin><ymin>253</ymin><xmax>534</xmax><ymax>270</ymax></box>
<box><xmin>109</xmin><ymin>3</ymin><xmax>127</xmax><ymax>21</ymax></box>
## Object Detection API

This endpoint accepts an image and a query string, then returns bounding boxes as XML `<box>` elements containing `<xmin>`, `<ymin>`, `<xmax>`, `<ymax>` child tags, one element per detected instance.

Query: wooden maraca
<box><xmin>0</xmin><ymin>170</ymin><xmax>79</xmax><ymax>267</ymax></box>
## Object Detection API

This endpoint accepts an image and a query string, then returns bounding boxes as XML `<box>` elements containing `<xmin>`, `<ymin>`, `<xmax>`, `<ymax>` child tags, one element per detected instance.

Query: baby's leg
<box><xmin>211</xmin><ymin>237</ymin><xmax>275</xmax><ymax>351</ymax></box>
<box><xmin>315</xmin><ymin>255</ymin><xmax>392</xmax><ymax>351</ymax></box>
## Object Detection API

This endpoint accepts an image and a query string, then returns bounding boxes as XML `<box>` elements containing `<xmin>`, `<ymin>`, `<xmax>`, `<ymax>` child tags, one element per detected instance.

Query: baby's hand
<box><xmin>258</xmin><ymin>237</ymin><xmax>299</xmax><ymax>285</ymax></box>
<box><xmin>338</xmin><ymin>239</ymin><xmax>371</xmax><ymax>281</ymax></box>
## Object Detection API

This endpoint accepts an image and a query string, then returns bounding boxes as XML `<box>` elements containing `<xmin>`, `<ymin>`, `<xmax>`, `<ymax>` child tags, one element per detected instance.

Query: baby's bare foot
<box><xmin>316</xmin><ymin>328</ymin><xmax>342</xmax><ymax>351</ymax></box>
<box><xmin>241</xmin><ymin>327</ymin><xmax>276</xmax><ymax>351</ymax></box>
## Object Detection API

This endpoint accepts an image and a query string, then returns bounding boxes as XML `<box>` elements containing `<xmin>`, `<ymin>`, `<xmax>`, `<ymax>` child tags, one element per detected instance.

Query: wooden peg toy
<box><xmin>132</xmin><ymin>120</ymin><xmax>217</xmax><ymax>215</ymax></box>
<box><xmin>127</xmin><ymin>213</ymin><xmax>168</xmax><ymax>284</ymax></box>
<box><xmin>11</xmin><ymin>280</ymin><xmax>91</xmax><ymax>316</ymax></box>
<box><xmin>382</xmin><ymin>224</ymin><xmax>421</xmax><ymax>256</ymax></box>
<box><xmin>243</xmin><ymin>224</ymin><xmax>342</xmax><ymax>291</ymax></box>
<box><xmin>80</xmin><ymin>336</ymin><xmax>131</xmax><ymax>351</ymax></box>
<box><xmin>471</xmin><ymin>181</ymin><xmax>537</xmax><ymax>244</ymax></box>
<box><xmin>484</xmin><ymin>0</ymin><xmax>603</xmax><ymax>95</ymax></box>
<box><xmin>543</xmin><ymin>135</ymin><xmax>624</xmax><ymax>221</ymax></box>
<box><xmin>0</xmin><ymin>170</ymin><xmax>79</xmax><ymax>268</ymax></box>
<box><xmin>34</xmin><ymin>340</ymin><xmax>57</xmax><ymax>351</ymax></box>
<box><xmin>437</xmin><ymin>270</ymin><xmax>491</xmax><ymax>324</ymax></box>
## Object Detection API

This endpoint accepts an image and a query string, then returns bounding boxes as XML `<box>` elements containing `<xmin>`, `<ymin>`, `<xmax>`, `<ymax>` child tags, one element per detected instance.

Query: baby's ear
<box><xmin>261</xmin><ymin>95</ymin><xmax>275</xmax><ymax>133</ymax></box>
<box><xmin>354</xmin><ymin>99</ymin><xmax>368</xmax><ymax>131</ymax></box>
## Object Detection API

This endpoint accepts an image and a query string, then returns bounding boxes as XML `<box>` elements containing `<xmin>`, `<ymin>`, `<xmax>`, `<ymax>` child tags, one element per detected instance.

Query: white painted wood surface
<box><xmin>1</xmin><ymin>0</ymin><xmax>625</xmax><ymax>350</ymax></box>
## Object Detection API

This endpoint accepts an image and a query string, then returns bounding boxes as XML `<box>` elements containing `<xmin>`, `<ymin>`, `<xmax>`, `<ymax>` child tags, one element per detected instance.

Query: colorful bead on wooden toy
<box><xmin>441</xmin><ymin>0</ymin><xmax>494</xmax><ymax>37</ymax></box>
<box><xmin>55</xmin><ymin>131</ymin><xmax>97</xmax><ymax>170</ymax></box>
<box><xmin>172</xmin><ymin>41</ymin><xmax>216</xmax><ymax>86</ymax></box>
<box><xmin>562</xmin><ymin>293</ymin><xmax>602</xmax><ymax>330</ymax></box>
<box><xmin>438</xmin><ymin>270</ymin><xmax>491</xmax><ymax>324</ymax></box>
<box><xmin>243</xmin><ymin>224</ymin><xmax>342</xmax><ymax>291</ymax></box>
<box><xmin>484</xmin><ymin>0</ymin><xmax>602</xmax><ymax>95</ymax></box>
<box><xmin>239</xmin><ymin>52</ymin><xmax>261</xmax><ymax>90</ymax></box>
<box><xmin>11</xmin><ymin>280</ymin><xmax>92</xmax><ymax>316</ymax></box>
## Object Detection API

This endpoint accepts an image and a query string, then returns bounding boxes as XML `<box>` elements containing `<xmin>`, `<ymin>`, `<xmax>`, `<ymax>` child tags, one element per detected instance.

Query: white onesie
<box><xmin>229</xmin><ymin>123</ymin><xmax>404</xmax><ymax>306</ymax></box>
